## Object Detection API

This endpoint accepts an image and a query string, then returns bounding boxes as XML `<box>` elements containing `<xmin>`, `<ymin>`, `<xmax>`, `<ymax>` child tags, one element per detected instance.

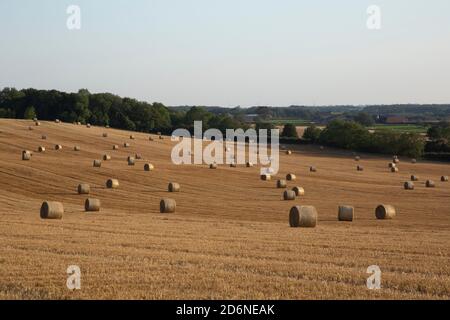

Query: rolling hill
<box><xmin>0</xmin><ymin>119</ymin><xmax>449</xmax><ymax>299</ymax></box>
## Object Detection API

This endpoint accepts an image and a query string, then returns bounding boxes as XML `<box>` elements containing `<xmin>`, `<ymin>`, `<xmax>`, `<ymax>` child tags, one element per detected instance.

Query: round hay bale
<box><xmin>391</xmin><ymin>167</ymin><xmax>399</xmax><ymax>173</ymax></box>
<box><xmin>441</xmin><ymin>176</ymin><xmax>449</xmax><ymax>182</ymax></box>
<box><xmin>86</xmin><ymin>123</ymin><xmax>91</xmax><ymax>128</ymax></box>
<box><xmin>127</xmin><ymin>156</ymin><xmax>135</xmax><ymax>166</ymax></box>
<box><xmin>35</xmin><ymin>121</ymin><xmax>41</xmax><ymax>126</ymax></box>
<box><xmin>76</xmin><ymin>121</ymin><xmax>81</xmax><ymax>125</ymax></box>
<box><xmin>55</xmin><ymin>145</ymin><xmax>62</xmax><ymax>150</ymax></box>
<box><xmin>55</xmin><ymin>119</ymin><xmax>60</xmax><ymax>123</ymax></box>
<box><xmin>123</xmin><ymin>142</ymin><xmax>130</xmax><ymax>148</ymax></box>
<box><xmin>286</xmin><ymin>173</ymin><xmax>296</xmax><ymax>181</ymax></box>
<box><xmin>149</xmin><ymin>136</ymin><xmax>154</xmax><ymax>141</ymax></box>
<box><xmin>105</xmin><ymin>125</ymin><xmax>110</xmax><ymax>128</ymax></box>
<box><xmin>40</xmin><ymin>201</ymin><xmax>63</xmax><ymax>219</ymax></box>
<box><xmin>130</xmin><ymin>135</ymin><xmax>135</xmax><ymax>140</ymax></box>
<box><xmin>292</xmin><ymin>186</ymin><xmax>305</xmax><ymax>196</ymax></box>
<box><xmin>106</xmin><ymin>179</ymin><xmax>119</xmax><ymax>189</ymax></box>
<box><xmin>338</xmin><ymin>206</ymin><xmax>354</xmax><ymax>222</ymax></box>
<box><xmin>22</xmin><ymin>150</ymin><xmax>32</xmax><ymax>160</ymax></box>
<box><xmin>73</xmin><ymin>146</ymin><xmax>80</xmax><ymax>151</ymax></box>
<box><xmin>144</xmin><ymin>163</ymin><xmax>154</xmax><ymax>171</ymax></box>
<box><xmin>93</xmin><ymin>160</ymin><xmax>102</xmax><ymax>167</ymax></box>
<box><xmin>160</xmin><ymin>198</ymin><xmax>176</xmax><ymax>213</ymax></box>
<box><xmin>289</xmin><ymin>206</ymin><xmax>317</xmax><ymax>228</ymax></box>
<box><xmin>168</xmin><ymin>182</ymin><xmax>180</xmax><ymax>192</ymax></box>
<box><xmin>135</xmin><ymin>153</ymin><xmax>142</xmax><ymax>160</ymax></box>
<box><xmin>277</xmin><ymin>179</ymin><xmax>287</xmax><ymax>188</ymax></box>
<box><xmin>426</xmin><ymin>180</ymin><xmax>435</xmax><ymax>188</ymax></box>
<box><xmin>411</xmin><ymin>175</ymin><xmax>419</xmax><ymax>181</ymax></box>
<box><xmin>355</xmin><ymin>156</ymin><xmax>360</xmax><ymax>161</ymax></box>
<box><xmin>210</xmin><ymin>163</ymin><xmax>217</xmax><ymax>169</ymax></box>
<box><xmin>85</xmin><ymin>198</ymin><xmax>101</xmax><ymax>212</ymax></box>
<box><xmin>33</xmin><ymin>117</ymin><xmax>38</xmax><ymax>121</ymax></box>
<box><xmin>102</xmin><ymin>133</ymin><xmax>108</xmax><ymax>138</ymax></box>
<box><xmin>357</xmin><ymin>165</ymin><xmax>364</xmax><ymax>171</ymax></box>
<box><xmin>113</xmin><ymin>145</ymin><xmax>119</xmax><ymax>150</ymax></box>
<box><xmin>310</xmin><ymin>166</ymin><xmax>317</xmax><ymax>172</ymax></box>
<box><xmin>38</xmin><ymin>146</ymin><xmax>45</xmax><ymax>152</ymax></box>
<box><xmin>411</xmin><ymin>159</ymin><xmax>417</xmax><ymax>164</ymax></box>
<box><xmin>28</xmin><ymin>126</ymin><xmax>33</xmax><ymax>131</ymax></box>
<box><xmin>103</xmin><ymin>154</ymin><xmax>111</xmax><ymax>161</ymax></box>
<box><xmin>77</xmin><ymin>183</ymin><xmax>90</xmax><ymax>195</ymax></box>
<box><xmin>404</xmin><ymin>181</ymin><xmax>414</xmax><ymax>190</ymax></box>
<box><xmin>283</xmin><ymin>190</ymin><xmax>296</xmax><ymax>200</ymax></box>
<box><xmin>246</xmin><ymin>162</ymin><xmax>254</xmax><ymax>167</ymax></box>
<box><xmin>286</xmin><ymin>150</ymin><xmax>292</xmax><ymax>155</ymax></box>
<box><xmin>375</xmin><ymin>204</ymin><xmax>396</xmax><ymax>220</ymax></box>
<box><xmin>41</xmin><ymin>135</ymin><xmax>47</xmax><ymax>140</ymax></box>
<box><xmin>261</xmin><ymin>174</ymin><xmax>271</xmax><ymax>181</ymax></box>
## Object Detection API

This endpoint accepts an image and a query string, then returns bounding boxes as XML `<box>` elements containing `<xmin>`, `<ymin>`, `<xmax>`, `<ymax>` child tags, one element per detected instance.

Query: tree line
<box><xmin>299</xmin><ymin>120</ymin><xmax>449</xmax><ymax>160</ymax></box>
<box><xmin>0</xmin><ymin>88</ymin><xmax>247</xmax><ymax>134</ymax></box>
<box><xmin>174</xmin><ymin>104</ymin><xmax>450</xmax><ymax>124</ymax></box>
<box><xmin>1</xmin><ymin>87</ymin><xmax>449</xmax><ymax>160</ymax></box>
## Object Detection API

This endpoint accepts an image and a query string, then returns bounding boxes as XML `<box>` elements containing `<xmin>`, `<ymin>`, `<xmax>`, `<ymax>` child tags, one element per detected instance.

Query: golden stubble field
<box><xmin>0</xmin><ymin>119</ymin><xmax>449</xmax><ymax>300</ymax></box>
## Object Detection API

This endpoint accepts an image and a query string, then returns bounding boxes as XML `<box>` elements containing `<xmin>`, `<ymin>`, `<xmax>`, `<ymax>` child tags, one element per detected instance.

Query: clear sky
<box><xmin>1</xmin><ymin>0</ymin><xmax>450</xmax><ymax>107</ymax></box>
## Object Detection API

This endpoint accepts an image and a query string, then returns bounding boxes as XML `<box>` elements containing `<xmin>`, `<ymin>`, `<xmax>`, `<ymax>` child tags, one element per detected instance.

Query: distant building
<box><xmin>243</xmin><ymin>114</ymin><xmax>259</xmax><ymax>123</ymax></box>
<box><xmin>385</xmin><ymin>116</ymin><xmax>409</xmax><ymax>124</ymax></box>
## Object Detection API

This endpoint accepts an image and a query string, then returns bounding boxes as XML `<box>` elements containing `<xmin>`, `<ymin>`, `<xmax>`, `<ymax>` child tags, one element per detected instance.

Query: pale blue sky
<box><xmin>1</xmin><ymin>0</ymin><xmax>449</xmax><ymax>106</ymax></box>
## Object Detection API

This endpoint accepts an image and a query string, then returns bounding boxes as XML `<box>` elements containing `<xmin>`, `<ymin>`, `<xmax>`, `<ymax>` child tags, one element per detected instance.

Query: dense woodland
<box><xmin>1</xmin><ymin>87</ymin><xmax>450</xmax><ymax>160</ymax></box>
<box><xmin>0</xmin><ymin>88</ymin><xmax>247</xmax><ymax>134</ymax></box>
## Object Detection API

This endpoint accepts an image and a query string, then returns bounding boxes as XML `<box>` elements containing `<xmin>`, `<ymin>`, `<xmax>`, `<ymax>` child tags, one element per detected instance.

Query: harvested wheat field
<box><xmin>0</xmin><ymin>119</ymin><xmax>449</xmax><ymax>300</ymax></box>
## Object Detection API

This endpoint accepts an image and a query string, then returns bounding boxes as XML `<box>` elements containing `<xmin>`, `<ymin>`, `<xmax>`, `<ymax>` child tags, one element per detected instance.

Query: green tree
<box><xmin>398</xmin><ymin>133</ymin><xmax>425</xmax><ymax>158</ymax></box>
<box><xmin>427</xmin><ymin>122</ymin><xmax>450</xmax><ymax>140</ymax></box>
<box><xmin>371</xmin><ymin>131</ymin><xmax>424</xmax><ymax>158</ymax></box>
<box><xmin>184</xmin><ymin>106</ymin><xmax>213</xmax><ymax>132</ymax></box>
<box><xmin>319</xmin><ymin>120</ymin><xmax>371</xmax><ymax>150</ymax></box>
<box><xmin>255</xmin><ymin>107</ymin><xmax>272</xmax><ymax>120</ymax></box>
<box><xmin>319</xmin><ymin>119</ymin><xmax>425</xmax><ymax>157</ymax></box>
<box><xmin>0</xmin><ymin>108</ymin><xmax>15</xmax><ymax>118</ymax></box>
<box><xmin>117</xmin><ymin>112</ymin><xmax>136</xmax><ymax>131</ymax></box>
<box><xmin>170</xmin><ymin>111</ymin><xmax>186</xmax><ymax>128</ymax></box>
<box><xmin>23</xmin><ymin>106</ymin><xmax>37</xmax><ymax>119</ymax></box>
<box><xmin>0</xmin><ymin>87</ymin><xmax>25</xmax><ymax>117</ymax></box>
<box><xmin>353</xmin><ymin>112</ymin><xmax>375</xmax><ymax>126</ymax></box>
<box><xmin>150</xmin><ymin>102</ymin><xmax>171</xmax><ymax>131</ymax></box>
<box><xmin>303</xmin><ymin>125</ymin><xmax>322</xmax><ymax>142</ymax></box>
<box><xmin>281</xmin><ymin>123</ymin><xmax>298</xmax><ymax>138</ymax></box>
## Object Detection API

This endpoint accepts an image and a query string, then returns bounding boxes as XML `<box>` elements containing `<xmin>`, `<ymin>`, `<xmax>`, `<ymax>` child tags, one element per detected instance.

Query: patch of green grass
<box><xmin>369</xmin><ymin>124</ymin><xmax>429</xmax><ymax>134</ymax></box>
